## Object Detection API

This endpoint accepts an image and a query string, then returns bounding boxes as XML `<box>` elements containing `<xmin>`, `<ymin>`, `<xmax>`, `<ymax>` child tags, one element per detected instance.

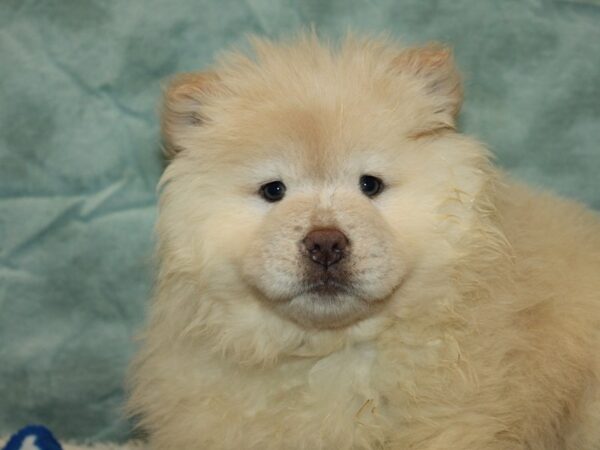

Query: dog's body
<box><xmin>127</xmin><ymin>35</ymin><xmax>600</xmax><ymax>449</ymax></box>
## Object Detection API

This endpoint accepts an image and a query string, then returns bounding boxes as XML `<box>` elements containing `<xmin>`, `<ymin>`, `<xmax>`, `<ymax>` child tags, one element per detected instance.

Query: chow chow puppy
<box><xmin>126</xmin><ymin>33</ymin><xmax>600</xmax><ymax>449</ymax></box>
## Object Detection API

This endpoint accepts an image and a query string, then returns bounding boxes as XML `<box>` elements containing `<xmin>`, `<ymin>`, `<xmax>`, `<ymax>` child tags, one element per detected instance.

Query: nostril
<box><xmin>302</xmin><ymin>228</ymin><xmax>349</xmax><ymax>268</ymax></box>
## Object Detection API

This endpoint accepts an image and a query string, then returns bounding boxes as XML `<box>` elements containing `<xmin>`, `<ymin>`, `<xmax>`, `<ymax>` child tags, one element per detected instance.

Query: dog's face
<box><xmin>159</xmin><ymin>36</ymin><xmax>490</xmax><ymax>330</ymax></box>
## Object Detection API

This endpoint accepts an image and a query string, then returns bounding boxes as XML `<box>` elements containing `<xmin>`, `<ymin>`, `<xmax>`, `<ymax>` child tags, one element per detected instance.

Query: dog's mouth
<box><xmin>301</xmin><ymin>274</ymin><xmax>355</xmax><ymax>297</ymax></box>
<box><xmin>259</xmin><ymin>269</ymin><xmax>398</xmax><ymax>330</ymax></box>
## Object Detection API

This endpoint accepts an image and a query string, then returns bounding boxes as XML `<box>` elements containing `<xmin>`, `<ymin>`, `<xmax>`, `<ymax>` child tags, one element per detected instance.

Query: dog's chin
<box><xmin>271</xmin><ymin>285</ymin><xmax>382</xmax><ymax>330</ymax></box>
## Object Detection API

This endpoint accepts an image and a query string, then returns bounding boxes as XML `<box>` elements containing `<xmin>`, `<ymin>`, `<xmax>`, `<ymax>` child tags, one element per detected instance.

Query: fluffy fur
<box><xmin>57</xmin><ymin>443</ymin><xmax>141</xmax><ymax>450</ymax></box>
<box><xmin>126</xmin><ymin>34</ymin><xmax>600</xmax><ymax>449</ymax></box>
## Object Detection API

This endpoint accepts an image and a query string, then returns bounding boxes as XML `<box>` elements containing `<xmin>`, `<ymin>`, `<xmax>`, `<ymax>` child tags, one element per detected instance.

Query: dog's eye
<box><xmin>359</xmin><ymin>175</ymin><xmax>384</xmax><ymax>198</ymax></box>
<box><xmin>260</xmin><ymin>181</ymin><xmax>286</xmax><ymax>202</ymax></box>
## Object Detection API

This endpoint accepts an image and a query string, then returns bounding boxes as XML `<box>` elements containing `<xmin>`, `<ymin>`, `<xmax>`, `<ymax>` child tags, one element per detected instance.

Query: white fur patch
<box><xmin>20</xmin><ymin>436</ymin><xmax>40</xmax><ymax>450</ymax></box>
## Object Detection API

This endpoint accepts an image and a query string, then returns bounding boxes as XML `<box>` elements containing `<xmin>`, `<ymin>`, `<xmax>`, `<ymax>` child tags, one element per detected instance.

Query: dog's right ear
<box><xmin>392</xmin><ymin>44</ymin><xmax>462</xmax><ymax>124</ymax></box>
<box><xmin>161</xmin><ymin>72</ymin><xmax>218</xmax><ymax>158</ymax></box>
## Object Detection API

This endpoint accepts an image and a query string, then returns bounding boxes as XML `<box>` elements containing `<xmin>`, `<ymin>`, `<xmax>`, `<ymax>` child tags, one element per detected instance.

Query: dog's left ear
<box><xmin>161</xmin><ymin>72</ymin><xmax>219</xmax><ymax>158</ymax></box>
<box><xmin>393</xmin><ymin>44</ymin><xmax>463</xmax><ymax>122</ymax></box>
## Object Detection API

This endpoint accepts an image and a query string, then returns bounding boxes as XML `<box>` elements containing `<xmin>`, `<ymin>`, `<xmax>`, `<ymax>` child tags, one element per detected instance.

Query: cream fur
<box><xmin>57</xmin><ymin>443</ymin><xmax>141</xmax><ymax>450</ymax></box>
<box><xmin>127</xmin><ymin>34</ymin><xmax>600</xmax><ymax>449</ymax></box>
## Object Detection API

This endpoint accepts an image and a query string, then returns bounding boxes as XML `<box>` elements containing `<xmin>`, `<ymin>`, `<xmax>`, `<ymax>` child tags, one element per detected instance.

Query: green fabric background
<box><xmin>0</xmin><ymin>0</ymin><xmax>599</xmax><ymax>443</ymax></box>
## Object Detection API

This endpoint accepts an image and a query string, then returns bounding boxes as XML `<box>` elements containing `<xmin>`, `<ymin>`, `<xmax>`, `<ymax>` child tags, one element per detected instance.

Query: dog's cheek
<box><xmin>328</xmin><ymin>193</ymin><xmax>410</xmax><ymax>298</ymax></box>
<box><xmin>347</xmin><ymin>216</ymin><xmax>411</xmax><ymax>299</ymax></box>
<box><xmin>186</xmin><ymin>200</ymin><xmax>267</xmax><ymax>291</ymax></box>
<box><xmin>240</xmin><ymin>202</ymin><xmax>313</xmax><ymax>301</ymax></box>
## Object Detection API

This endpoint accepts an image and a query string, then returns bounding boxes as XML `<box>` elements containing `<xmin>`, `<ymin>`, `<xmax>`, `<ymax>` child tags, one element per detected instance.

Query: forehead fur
<box><xmin>216</xmin><ymin>34</ymin><xmax>408</xmax><ymax>102</ymax></box>
<box><xmin>164</xmin><ymin>33</ymin><xmax>461</xmax><ymax>167</ymax></box>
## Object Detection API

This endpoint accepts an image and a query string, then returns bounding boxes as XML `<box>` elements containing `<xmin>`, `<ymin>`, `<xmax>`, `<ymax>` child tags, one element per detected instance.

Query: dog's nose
<box><xmin>302</xmin><ymin>228</ymin><xmax>349</xmax><ymax>268</ymax></box>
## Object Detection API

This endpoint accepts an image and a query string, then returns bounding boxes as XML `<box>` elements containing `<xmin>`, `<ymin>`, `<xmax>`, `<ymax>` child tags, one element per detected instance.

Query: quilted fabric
<box><xmin>0</xmin><ymin>0</ymin><xmax>599</xmax><ymax>443</ymax></box>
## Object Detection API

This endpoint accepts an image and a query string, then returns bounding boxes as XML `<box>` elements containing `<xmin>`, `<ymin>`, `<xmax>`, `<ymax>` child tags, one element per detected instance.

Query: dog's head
<box><xmin>157</xmin><ymin>35</ymin><xmax>495</xmax><ymax>332</ymax></box>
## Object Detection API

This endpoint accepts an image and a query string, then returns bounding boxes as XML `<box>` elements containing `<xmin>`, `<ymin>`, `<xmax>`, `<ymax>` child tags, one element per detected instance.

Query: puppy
<box><xmin>127</xmin><ymin>34</ymin><xmax>600</xmax><ymax>449</ymax></box>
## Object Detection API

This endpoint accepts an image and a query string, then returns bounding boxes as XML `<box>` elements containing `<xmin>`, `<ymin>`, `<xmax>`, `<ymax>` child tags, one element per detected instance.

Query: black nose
<box><xmin>302</xmin><ymin>228</ymin><xmax>349</xmax><ymax>268</ymax></box>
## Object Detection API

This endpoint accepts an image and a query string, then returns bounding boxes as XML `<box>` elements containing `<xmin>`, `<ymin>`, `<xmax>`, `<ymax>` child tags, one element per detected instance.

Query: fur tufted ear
<box><xmin>393</xmin><ymin>44</ymin><xmax>463</xmax><ymax>122</ymax></box>
<box><xmin>161</xmin><ymin>72</ymin><xmax>218</xmax><ymax>158</ymax></box>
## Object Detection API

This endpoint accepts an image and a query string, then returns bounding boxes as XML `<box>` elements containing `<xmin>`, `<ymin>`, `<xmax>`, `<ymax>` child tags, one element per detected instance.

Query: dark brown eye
<box><xmin>260</xmin><ymin>181</ymin><xmax>286</xmax><ymax>202</ymax></box>
<box><xmin>359</xmin><ymin>175</ymin><xmax>384</xmax><ymax>198</ymax></box>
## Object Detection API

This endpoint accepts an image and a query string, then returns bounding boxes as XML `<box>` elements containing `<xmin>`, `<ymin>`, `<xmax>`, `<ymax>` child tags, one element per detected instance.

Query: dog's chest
<box><xmin>252</xmin><ymin>336</ymin><xmax>454</xmax><ymax>428</ymax></box>
<box><xmin>189</xmin><ymin>332</ymin><xmax>457</xmax><ymax>448</ymax></box>
<box><xmin>304</xmin><ymin>344</ymin><xmax>379</xmax><ymax>408</ymax></box>
<box><xmin>256</xmin><ymin>344</ymin><xmax>386</xmax><ymax>432</ymax></box>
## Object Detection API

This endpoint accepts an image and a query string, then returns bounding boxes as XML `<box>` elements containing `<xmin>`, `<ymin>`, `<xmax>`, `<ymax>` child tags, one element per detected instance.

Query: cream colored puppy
<box><xmin>127</xmin><ymin>34</ymin><xmax>600</xmax><ymax>449</ymax></box>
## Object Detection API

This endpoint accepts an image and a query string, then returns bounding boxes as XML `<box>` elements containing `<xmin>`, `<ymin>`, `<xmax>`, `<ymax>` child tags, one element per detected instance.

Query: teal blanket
<box><xmin>1</xmin><ymin>0</ymin><xmax>598</xmax><ymax>443</ymax></box>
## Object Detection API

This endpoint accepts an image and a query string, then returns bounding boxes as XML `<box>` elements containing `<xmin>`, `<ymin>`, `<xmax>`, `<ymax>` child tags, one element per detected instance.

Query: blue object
<box><xmin>2</xmin><ymin>426</ymin><xmax>62</xmax><ymax>450</ymax></box>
